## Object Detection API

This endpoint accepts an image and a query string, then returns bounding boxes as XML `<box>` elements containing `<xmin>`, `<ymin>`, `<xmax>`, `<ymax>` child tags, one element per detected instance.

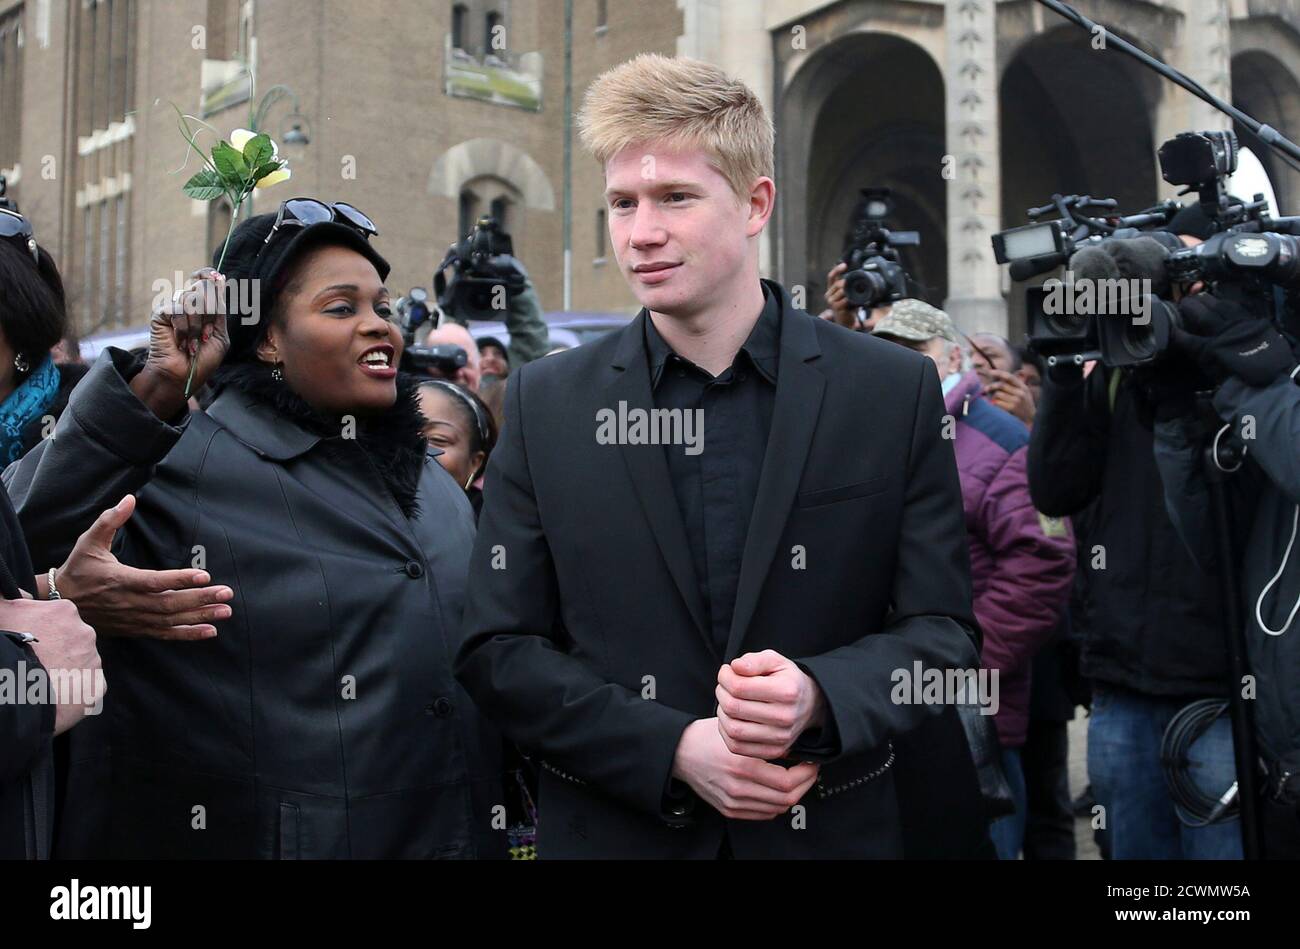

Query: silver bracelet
<box><xmin>46</xmin><ymin>567</ymin><xmax>61</xmax><ymax>600</ymax></box>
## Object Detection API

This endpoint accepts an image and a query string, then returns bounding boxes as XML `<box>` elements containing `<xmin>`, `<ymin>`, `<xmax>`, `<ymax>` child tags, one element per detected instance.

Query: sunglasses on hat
<box><xmin>0</xmin><ymin>208</ymin><xmax>39</xmax><ymax>266</ymax></box>
<box><xmin>258</xmin><ymin>199</ymin><xmax>378</xmax><ymax>257</ymax></box>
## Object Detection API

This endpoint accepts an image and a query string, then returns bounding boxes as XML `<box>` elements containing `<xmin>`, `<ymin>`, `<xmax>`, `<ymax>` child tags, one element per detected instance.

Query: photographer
<box><xmin>435</xmin><ymin>218</ymin><xmax>550</xmax><ymax>368</ymax></box>
<box><xmin>1149</xmin><ymin>291</ymin><xmax>1300</xmax><ymax>856</ymax></box>
<box><xmin>1027</xmin><ymin>254</ymin><xmax>1242</xmax><ymax>858</ymax></box>
<box><xmin>821</xmin><ymin>262</ymin><xmax>892</xmax><ymax>332</ymax></box>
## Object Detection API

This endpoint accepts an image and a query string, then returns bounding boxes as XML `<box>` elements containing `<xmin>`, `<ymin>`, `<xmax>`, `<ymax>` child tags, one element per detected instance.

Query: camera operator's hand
<box><xmin>131</xmin><ymin>268</ymin><xmax>231</xmax><ymax>419</ymax></box>
<box><xmin>1172</xmin><ymin>294</ymin><xmax>1295</xmax><ymax>387</ymax></box>
<box><xmin>823</xmin><ymin>263</ymin><xmax>858</xmax><ymax>329</ymax></box>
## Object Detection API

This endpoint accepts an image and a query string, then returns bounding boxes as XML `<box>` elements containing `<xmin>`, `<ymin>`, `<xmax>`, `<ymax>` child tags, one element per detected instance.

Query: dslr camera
<box><xmin>839</xmin><ymin>188</ymin><xmax>919</xmax><ymax>309</ymax></box>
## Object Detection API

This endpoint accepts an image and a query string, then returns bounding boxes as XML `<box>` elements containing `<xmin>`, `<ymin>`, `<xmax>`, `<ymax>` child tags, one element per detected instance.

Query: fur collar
<box><xmin>211</xmin><ymin>360</ymin><xmax>427</xmax><ymax>519</ymax></box>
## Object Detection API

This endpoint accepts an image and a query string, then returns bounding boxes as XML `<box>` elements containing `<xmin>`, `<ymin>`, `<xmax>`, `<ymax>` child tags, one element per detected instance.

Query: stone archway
<box><xmin>1231</xmin><ymin>13</ymin><xmax>1300</xmax><ymax>216</ymax></box>
<box><xmin>777</xmin><ymin>31</ymin><xmax>947</xmax><ymax>308</ymax></box>
<box><xmin>428</xmin><ymin>138</ymin><xmax>556</xmax><ymax>211</ymax></box>
<box><xmin>998</xmin><ymin>23</ymin><xmax>1163</xmax><ymax>339</ymax></box>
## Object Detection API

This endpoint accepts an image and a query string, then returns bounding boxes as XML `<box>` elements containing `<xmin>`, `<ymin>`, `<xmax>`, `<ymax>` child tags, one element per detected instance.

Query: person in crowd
<box><xmin>416</xmin><ymin>378</ymin><xmax>497</xmax><ymax>518</ymax></box>
<box><xmin>873</xmin><ymin>300</ymin><xmax>1076</xmax><ymax>860</ymax></box>
<box><xmin>0</xmin><ymin>220</ymin><xmax>251</xmax><ymax>859</ymax></box>
<box><xmin>479</xmin><ymin>375</ymin><xmax>507</xmax><ymax>433</ymax></box>
<box><xmin>420</xmin><ymin>322</ymin><xmax>482</xmax><ymax>392</ymax></box>
<box><xmin>5</xmin><ymin>200</ymin><xmax>504</xmax><ymax>859</ymax></box>
<box><xmin>476</xmin><ymin>336</ymin><xmax>511</xmax><ymax>383</ymax></box>
<box><xmin>0</xmin><ymin>232</ymin><xmax>87</xmax><ymax>464</ymax></box>
<box><xmin>1028</xmin><ymin>233</ymin><xmax>1243</xmax><ymax>859</ymax></box>
<box><xmin>1017</xmin><ymin>345</ymin><xmax>1044</xmax><ymax>409</ymax></box>
<box><xmin>50</xmin><ymin>336</ymin><xmax>83</xmax><ymax>366</ymax></box>
<box><xmin>1009</xmin><ymin>345</ymin><xmax>1081</xmax><ymax>859</ymax></box>
<box><xmin>455</xmin><ymin>53</ymin><xmax>987</xmax><ymax>859</ymax></box>
<box><xmin>1151</xmin><ymin>290</ymin><xmax>1300</xmax><ymax>858</ymax></box>
<box><xmin>968</xmin><ymin>332</ymin><xmax>1035</xmax><ymax>426</ymax></box>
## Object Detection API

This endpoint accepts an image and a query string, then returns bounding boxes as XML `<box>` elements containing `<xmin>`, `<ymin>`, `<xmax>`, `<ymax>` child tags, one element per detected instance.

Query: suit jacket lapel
<box><xmin>606</xmin><ymin>315</ymin><xmax>714</xmax><ymax>655</ymax></box>
<box><xmin>725</xmin><ymin>292</ymin><xmax>825</xmax><ymax>660</ymax></box>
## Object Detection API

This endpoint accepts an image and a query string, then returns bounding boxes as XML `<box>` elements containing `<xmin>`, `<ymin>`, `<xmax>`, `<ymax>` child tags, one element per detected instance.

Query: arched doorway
<box><xmin>998</xmin><ymin>25</ymin><xmax>1163</xmax><ymax>339</ymax></box>
<box><xmin>777</xmin><ymin>32</ymin><xmax>947</xmax><ymax>308</ymax></box>
<box><xmin>1232</xmin><ymin>50</ymin><xmax>1300</xmax><ymax>216</ymax></box>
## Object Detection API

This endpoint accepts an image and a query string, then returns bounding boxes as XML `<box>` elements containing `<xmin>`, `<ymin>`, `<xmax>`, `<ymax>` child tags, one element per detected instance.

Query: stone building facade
<box><xmin>0</xmin><ymin>0</ymin><xmax>1296</xmax><ymax>343</ymax></box>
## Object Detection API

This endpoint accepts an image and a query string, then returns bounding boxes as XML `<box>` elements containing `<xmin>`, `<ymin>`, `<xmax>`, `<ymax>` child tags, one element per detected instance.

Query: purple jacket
<box><xmin>944</xmin><ymin>372</ymin><xmax>1075</xmax><ymax>747</ymax></box>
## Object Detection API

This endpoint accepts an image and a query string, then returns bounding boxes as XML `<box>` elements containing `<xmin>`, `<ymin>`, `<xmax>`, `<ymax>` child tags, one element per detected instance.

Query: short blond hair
<box><xmin>576</xmin><ymin>54</ymin><xmax>774</xmax><ymax>202</ymax></box>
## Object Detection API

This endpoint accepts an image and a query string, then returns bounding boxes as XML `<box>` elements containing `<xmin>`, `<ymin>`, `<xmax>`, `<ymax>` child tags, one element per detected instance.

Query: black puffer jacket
<box><xmin>4</xmin><ymin>349</ymin><xmax>504</xmax><ymax>858</ymax></box>
<box><xmin>1027</xmin><ymin>366</ymin><xmax>1228</xmax><ymax>698</ymax></box>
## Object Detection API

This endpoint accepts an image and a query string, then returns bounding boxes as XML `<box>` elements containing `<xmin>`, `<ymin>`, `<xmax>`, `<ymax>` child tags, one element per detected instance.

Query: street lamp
<box><xmin>246</xmin><ymin>85</ymin><xmax>311</xmax><ymax>216</ymax></box>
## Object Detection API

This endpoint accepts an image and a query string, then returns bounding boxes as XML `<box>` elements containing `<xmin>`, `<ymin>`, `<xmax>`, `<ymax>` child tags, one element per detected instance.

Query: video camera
<box><xmin>839</xmin><ymin>188</ymin><xmax>919</xmax><ymax>309</ymax></box>
<box><xmin>393</xmin><ymin>287</ymin><xmax>471</xmax><ymax>377</ymax></box>
<box><xmin>434</xmin><ymin>216</ymin><xmax>528</xmax><ymax>323</ymax></box>
<box><xmin>995</xmin><ymin>130</ymin><xmax>1300</xmax><ymax>368</ymax></box>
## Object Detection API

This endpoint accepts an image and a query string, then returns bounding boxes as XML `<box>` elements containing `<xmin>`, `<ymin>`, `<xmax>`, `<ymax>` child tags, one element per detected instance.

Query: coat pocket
<box><xmin>278</xmin><ymin>802</ymin><xmax>300</xmax><ymax>860</ymax></box>
<box><xmin>796</xmin><ymin>476</ymin><xmax>890</xmax><ymax>509</ymax></box>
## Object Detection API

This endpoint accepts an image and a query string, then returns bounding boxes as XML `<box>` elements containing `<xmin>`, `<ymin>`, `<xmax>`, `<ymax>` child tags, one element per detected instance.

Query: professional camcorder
<box><xmin>434</xmin><ymin>216</ymin><xmax>528</xmax><ymax>323</ymax></box>
<box><xmin>995</xmin><ymin>130</ymin><xmax>1300</xmax><ymax>368</ymax></box>
<box><xmin>839</xmin><ymin>188</ymin><xmax>919</xmax><ymax>309</ymax></box>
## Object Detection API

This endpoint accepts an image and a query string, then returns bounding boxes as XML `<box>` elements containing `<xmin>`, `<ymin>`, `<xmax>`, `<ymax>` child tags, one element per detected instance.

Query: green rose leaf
<box><xmin>242</xmin><ymin>133</ymin><xmax>275</xmax><ymax>169</ymax></box>
<box><xmin>252</xmin><ymin>159</ymin><xmax>285</xmax><ymax>182</ymax></box>
<box><xmin>211</xmin><ymin>141</ymin><xmax>249</xmax><ymax>185</ymax></box>
<box><xmin>182</xmin><ymin>168</ymin><xmax>227</xmax><ymax>202</ymax></box>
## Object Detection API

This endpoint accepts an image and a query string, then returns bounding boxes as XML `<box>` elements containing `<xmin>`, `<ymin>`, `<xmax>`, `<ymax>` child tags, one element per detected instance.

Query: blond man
<box><xmin>456</xmin><ymin>54</ymin><xmax>981</xmax><ymax>858</ymax></box>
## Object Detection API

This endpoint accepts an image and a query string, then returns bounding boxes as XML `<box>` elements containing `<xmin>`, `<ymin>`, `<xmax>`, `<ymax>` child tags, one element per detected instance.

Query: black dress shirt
<box><xmin>644</xmin><ymin>285</ymin><xmax>780</xmax><ymax>654</ymax></box>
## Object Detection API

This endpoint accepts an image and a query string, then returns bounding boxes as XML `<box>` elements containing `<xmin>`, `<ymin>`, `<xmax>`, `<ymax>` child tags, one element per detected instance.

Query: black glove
<box><xmin>1172</xmin><ymin>294</ymin><xmax>1295</xmax><ymax>387</ymax></box>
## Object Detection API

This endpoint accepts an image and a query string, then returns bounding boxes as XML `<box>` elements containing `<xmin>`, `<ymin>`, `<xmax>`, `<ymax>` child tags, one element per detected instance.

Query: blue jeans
<box><xmin>1087</xmin><ymin>685</ymin><xmax>1243</xmax><ymax>860</ymax></box>
<box><xmin>989</xmin><ymin>748</ymin><xmax>1027</xmax><ymax>860</ymax></box>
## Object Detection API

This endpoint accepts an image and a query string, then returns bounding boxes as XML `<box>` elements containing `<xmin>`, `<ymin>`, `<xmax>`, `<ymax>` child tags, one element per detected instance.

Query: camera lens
<box><xmin>1120</xmin><ymin>323</ymin><xmax>1157</xmax><ymax>362</ymax></box>
<box><xmin>1043</xmin><ymin>312</ymin><xmax>1089</xmax><ymax>339</ymax></box>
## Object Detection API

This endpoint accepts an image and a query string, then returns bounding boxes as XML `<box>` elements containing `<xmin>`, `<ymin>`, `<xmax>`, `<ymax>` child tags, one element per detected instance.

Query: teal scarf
<box><xmin>0</xmin><ymin>354</ymin><xmax>59</xmax><ymax>465</ymax></box>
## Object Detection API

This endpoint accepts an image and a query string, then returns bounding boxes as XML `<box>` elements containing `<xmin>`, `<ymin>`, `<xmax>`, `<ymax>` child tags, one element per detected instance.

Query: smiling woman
<box><xmin>4</xmin><ymin>203</ymin><xmax>507</xmax><ymax>860</ymax></box>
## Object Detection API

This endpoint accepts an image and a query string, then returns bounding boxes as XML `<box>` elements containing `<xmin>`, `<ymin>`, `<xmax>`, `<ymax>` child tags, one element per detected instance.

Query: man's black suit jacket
<box><xmin>455</xmin><ymin>282</ymin><xmax>983</xmax><ymax>858</ymax></box>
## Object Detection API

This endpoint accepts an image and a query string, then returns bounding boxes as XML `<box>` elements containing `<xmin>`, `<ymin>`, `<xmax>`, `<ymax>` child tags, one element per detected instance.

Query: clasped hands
<box><xmin>672</xmin><ymin>649</ymin><xmax>827</xmax><ymax>821</ymax></box>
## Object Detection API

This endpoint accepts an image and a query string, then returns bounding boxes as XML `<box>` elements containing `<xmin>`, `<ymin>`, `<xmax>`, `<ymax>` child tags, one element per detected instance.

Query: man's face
<box><xmin>969</xmin><ymin>333</ymin><xmax>1012</xmax><ymax>385</ymax></box>
<box><xmin>604</xmin><ymin>144</ymin><xmax>767</xmax><ymax>319</ymax></box>
<box><xmin>423</xmin><ymin>323</ymin><xmax>481</xmax><ymax>392</ymax></box>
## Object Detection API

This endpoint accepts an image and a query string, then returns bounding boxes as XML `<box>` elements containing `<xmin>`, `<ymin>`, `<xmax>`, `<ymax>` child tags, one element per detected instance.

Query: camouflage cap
<box><xmin>872</xmin><ymin>299</ymin><xmax>958</xmax><ymax>345</ymax></box>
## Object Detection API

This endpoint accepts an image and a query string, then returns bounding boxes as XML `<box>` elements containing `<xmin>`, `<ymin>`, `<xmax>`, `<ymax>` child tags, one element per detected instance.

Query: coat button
<box><xmin>404</xmin><ymin>560</ymin><xmax>424</xmax><ymax>579</ymax></box>
<box><xmin>433</xmin><ymin>697</ymin><xmax>453</xmax><ymax>718</ymax></box>
<box><xmin>668</xmin><ymin>802</ymin><xmax>688</xmax><ymax>817</ymax></box>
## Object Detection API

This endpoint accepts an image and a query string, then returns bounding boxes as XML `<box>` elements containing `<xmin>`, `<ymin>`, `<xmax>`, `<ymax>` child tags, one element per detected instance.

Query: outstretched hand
<box><xmin>54</xmin><ymin>495</ymin><xmax>233</xmax><ymax>641</ymax></box>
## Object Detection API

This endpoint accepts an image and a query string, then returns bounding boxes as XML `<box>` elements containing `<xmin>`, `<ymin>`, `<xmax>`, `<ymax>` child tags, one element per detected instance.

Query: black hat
<box><xmin>214</xmin><ymin>208</ymin><xmax>391</xmax><ymax>361</ymax></box>
<box><xmin>476</xmin><ymin>335</ymin><xmax>509</xmax><ymax>361</ymax></box>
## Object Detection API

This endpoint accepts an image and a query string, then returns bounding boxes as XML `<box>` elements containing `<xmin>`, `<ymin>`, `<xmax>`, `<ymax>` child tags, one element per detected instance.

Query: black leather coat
<box><xmin>4</xmin><ymin>350</ymin><xmax>503</xmax><ymax>858</ymax></box>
